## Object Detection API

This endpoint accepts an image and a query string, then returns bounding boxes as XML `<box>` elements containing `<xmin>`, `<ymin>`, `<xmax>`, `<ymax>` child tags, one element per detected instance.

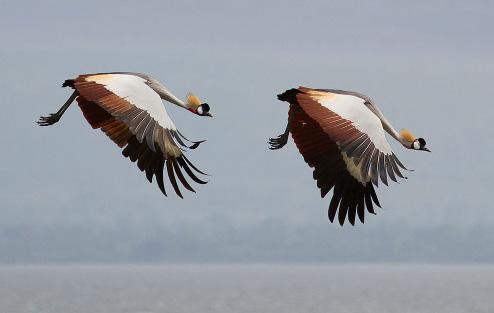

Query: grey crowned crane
<box><xmin>269</xmin><ymin>87</ymin><xmax>429</xmax><ymax>225</ymax></box>
<box><xmin>37</xmin><ymin>72</ymin><xmax>212</xmax><ymax>197</ymax></box>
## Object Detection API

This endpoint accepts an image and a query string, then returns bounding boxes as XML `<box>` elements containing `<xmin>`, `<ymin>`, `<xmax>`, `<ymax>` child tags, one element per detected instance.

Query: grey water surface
<box><xmin>1</xmin><ymin>264</ymin><xmax>493</xmax><ymax>313</ymax></box>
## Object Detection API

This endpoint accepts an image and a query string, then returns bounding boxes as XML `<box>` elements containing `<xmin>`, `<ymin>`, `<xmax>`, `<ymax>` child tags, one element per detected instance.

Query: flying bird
<box><xmin>269</xmin><ymin>87</ymin><xmax>429</xmax><ymax>225</ymax></box>
<box><xmin>37</xmin><ymin>72</ymin><xmax>212</xmax><ymax>197</ymax></box>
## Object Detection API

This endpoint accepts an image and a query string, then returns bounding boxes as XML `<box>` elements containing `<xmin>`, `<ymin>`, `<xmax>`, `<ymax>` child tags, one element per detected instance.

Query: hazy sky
<box><xmin>1</xmin><ymin>0</ymin><xmax>493</xmax><ymax>262</ymax></box>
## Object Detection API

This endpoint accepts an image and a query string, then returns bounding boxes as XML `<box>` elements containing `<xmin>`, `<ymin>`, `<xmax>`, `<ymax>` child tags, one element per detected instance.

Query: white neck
<box><xmin>366</xmin><ymin>102</ymin><xmax>409</xmax><ymax>147</ymax></box>
<box><xmin>145</xmin><ymin>77</ymin><xmax>189</xmax><ymax>109</ymax></box>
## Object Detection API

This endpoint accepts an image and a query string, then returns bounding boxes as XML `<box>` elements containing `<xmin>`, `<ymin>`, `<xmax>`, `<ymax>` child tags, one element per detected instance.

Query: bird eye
<box><xmin>201</xmin><ymin>103</ymin><xmax>210</xmax><ymax>113</ymax></box>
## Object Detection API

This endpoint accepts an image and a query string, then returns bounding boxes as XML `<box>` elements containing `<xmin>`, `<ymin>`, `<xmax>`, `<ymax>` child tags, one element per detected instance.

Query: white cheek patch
<box><xmin>197</xmin><ymin>106</ymin><xmax>203</xmax><ymax>115</ymax></box>
<box><xmin>413</xmin><ymin>141</ymin><xmax>421</xmax><ymax>149</ymax></box>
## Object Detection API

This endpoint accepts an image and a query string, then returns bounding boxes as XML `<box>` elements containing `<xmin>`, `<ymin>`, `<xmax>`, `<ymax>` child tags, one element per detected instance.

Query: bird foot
<box><xmin>268</xmin><ymin>133</ymin><xmax>289</xmax><ymax>150</ymax></box>
<box><xmin>37</xmin><ymin>113</ymin><xmax>61</xmax><ymax>126</ymax></box>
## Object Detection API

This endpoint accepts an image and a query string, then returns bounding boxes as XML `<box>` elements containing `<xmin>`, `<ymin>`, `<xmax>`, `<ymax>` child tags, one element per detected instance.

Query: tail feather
<box><xmin>62</xmin><ymin>79</ymin><xmax>75</xmax><ymax>88</ymax></box>
<box><xmin>277</xmin><ymin>88</ymin><xmax>300</xmax><ymax>103</ymax></box>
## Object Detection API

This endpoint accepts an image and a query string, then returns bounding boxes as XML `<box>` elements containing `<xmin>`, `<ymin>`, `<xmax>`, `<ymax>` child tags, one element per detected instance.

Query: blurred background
<box><xmin>0</xmin><ymin>0</ymin><xmax>493</xmax><ymax>264</ymax></box>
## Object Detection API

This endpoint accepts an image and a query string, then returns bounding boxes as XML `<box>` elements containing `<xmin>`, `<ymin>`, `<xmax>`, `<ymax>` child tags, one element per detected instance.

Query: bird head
<box><xmin>186</xmin><ymin>93</ymin><xmax>212</xmax><ymax>117</ymax></box>
<box><xmin>400</xmin><ymin>129</ymin><xmax>430</xmax><ymax>152</ymax></box>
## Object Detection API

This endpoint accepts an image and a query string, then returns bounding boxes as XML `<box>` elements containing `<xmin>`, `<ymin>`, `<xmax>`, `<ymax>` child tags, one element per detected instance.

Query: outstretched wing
<box><xmin>278</xmin><ymin>87</ymin><xmax>407</xmax><ymax>225</ymax></box>
<box><xmin>288</xmin><ymin>103</ymin><xmax>381</xmax><ymax>225</ymax></box>
<box><xmin>73</xmin><ymin>73</ymin><xmax>207</xmax><ymax>197</ymax></box>
<box><xmin>294</xmin><ymin>87</ymin><xmax>407</xmax><ymax>186</ymax></box>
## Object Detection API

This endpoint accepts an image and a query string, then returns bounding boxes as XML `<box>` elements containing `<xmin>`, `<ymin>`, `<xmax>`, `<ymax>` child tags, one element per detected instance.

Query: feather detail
<box><xmin>400</xmin><ymin>129</ymin><xmax>416</xmax><ymax>143</ymax></box>
<box><xmin>186</xmin><ymin>93</ymin><xmax>201</xmax><ymax>109</ymax></box>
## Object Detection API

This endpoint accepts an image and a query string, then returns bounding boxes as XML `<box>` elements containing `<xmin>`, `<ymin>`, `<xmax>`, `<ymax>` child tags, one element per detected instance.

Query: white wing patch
<box><xmin>341</xmin><ymin>153</ymin><xmax>367</xmax><ymax>183</ymax></box>
<box><xmin>86</xmin><ymin>74</ymin><xmax>176</xmax><ymax>130</ymax></box>
<box><xmin>318</xmin><ymin>93</ymin><xmax>392</xmax><ymax>155</ymax></box>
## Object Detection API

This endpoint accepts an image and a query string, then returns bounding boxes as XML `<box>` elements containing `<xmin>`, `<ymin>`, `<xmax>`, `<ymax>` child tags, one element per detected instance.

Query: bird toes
<box><xmin>37</xmin><ymin>113</ymin><xmax>60</xmax><ymax>126</ymax></box>
<box><xmin>268</xmin><ymin>134</ymin><xmax>288</xmax><ymax>150</ymax></box>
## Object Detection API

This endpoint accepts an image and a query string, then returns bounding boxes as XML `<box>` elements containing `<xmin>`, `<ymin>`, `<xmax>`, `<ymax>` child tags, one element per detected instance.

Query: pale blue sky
<box><xmin>0</xmin><ymin>0</ymin><xmax>493</xmax><ymax>262</ymax></box>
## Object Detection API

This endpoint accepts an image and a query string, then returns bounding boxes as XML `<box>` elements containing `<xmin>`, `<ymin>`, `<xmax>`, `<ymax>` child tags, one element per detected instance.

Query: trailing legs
<box><xmin>37</xmin><ymin>91</ymin><xmax>77</xmax><ymax>126</ymax></box>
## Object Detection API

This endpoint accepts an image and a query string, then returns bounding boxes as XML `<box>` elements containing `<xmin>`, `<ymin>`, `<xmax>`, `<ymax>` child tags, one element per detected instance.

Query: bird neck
<box><xmin>382</xmin><ymin>119</ymin><xmax>411</xmax><ymax>148</ymax></box>
<box><xmin>146</xmin><ymin>78</ymin><xmax>189</xmax><ymax>110</ymax></box>
<box><xmin>368</xmin><ymin>103</ymin><xmax>410</xmax><ymax>147</ymax></box>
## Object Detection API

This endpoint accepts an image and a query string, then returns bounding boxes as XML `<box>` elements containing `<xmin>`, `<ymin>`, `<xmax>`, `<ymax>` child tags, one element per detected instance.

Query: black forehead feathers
<box><xmin>418</xmin><ymin>138</ymin><xmax>426</xmax><ymax>146</ymax></box>
<box><xmin>201</xmin><ymin>103</ymin><xmax>210</xmax><ymax>112</ymax></box>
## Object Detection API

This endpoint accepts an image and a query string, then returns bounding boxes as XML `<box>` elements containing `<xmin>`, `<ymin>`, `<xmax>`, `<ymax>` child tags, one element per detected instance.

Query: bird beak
<box><xmin>206</xmin><ymin>113</ymin><xmax>213</xmax><ymax>117</ymax></box>
<box><xmin>423</xmin><ymin>147</ymin><xmax>431</xmax><ymax>152</ymax></box>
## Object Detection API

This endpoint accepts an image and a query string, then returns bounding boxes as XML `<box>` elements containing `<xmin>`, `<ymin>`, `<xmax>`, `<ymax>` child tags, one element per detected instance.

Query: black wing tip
<box><xmin>171</xmin><ymin>158</ymin><xmax>196</xmax><ymax>193</ymax></box>
<box><xmin>176</xmin><ymin>157</ymin><xmax>209</xmax><ymax>185</ymax></box>
<box><xmin>327</xmin><ymin>180</ymin><xmax>385</xmax><ymax>226</ymax></box>
<box><xmin>182</xmin><ymin>155</ymin><xmax>210</xmax><ymax>176</ymax></box>
<box><xmin>392</xmin><ymin>153</ymin><xmax>413</xmax><ymax>171</ymax></box>
<box><xmin>368</xmin><ymin>184</ymin><xmax>382</xmax><ymax>208</ymax></box>
<box><xmin>174</xmin><ymin>130</ymin><xmax>207</xmax><ymax>150</ymax></box>
<box><xmin>166</xmin><ymin>159</ymin><xmax>183</xmax><ymax>198</ymax></box>
<box><xmin>331</xmin><ymin>214</ymin><xmax>364</xmax><ymax>226</ymax></box>
<box><xmin>328</xmin><ymin>214</ymin><xmax>335</xmax><ymax>223</ymax></box>
<box><xmin>189</xmin><ymin>140</ymin><xmax>206</xmax><ymax>149</ymax></box>
<box><xmin>121</xmin><ymin>137</ymin><xmax>205</xmax><ymax>198</ymax></box>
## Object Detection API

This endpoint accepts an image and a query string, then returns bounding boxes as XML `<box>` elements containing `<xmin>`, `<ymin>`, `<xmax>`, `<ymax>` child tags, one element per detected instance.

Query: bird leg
<box><xmin>37</xmin><ymin>91</ymin><xmax>78</xmax><ymax>126</ymax></box>
<box><xmin>268</xmin><ymin>121</ymin><xmax>290</xmax><ymax>150</ymax></box>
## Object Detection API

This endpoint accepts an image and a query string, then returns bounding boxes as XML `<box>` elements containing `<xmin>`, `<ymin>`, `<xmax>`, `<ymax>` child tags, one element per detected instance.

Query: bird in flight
<box><xmin>37</xmin><ymin>72</ymin><xmax>212</xmax><ymax>197</ymax></box>
<box><xmin>269</xmin><ymin>87</ymin><xmax>429</xmax><ymax>225</ymax></box>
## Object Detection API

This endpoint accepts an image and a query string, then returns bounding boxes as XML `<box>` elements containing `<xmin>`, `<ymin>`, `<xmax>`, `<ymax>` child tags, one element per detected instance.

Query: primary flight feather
<box><xmin>269</xmin><ymin>87</ymin><xmax>429</xmax><ymax>225</ymax></box>
<box><xmin>37</xmin><ymin>72</ymin><xmax>212</xmax><ymax>198</ymax></box>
